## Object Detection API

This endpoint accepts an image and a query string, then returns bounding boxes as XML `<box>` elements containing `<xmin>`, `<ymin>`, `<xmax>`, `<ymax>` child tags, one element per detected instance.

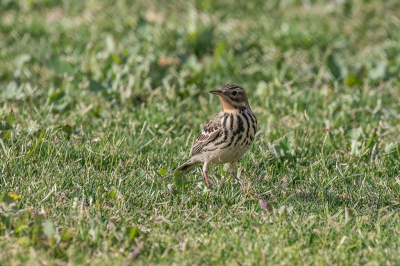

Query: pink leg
<box><xmin>229</xmin><ymin>162</ymin><xmax>256</xmax><ymax>199</ymax></box>
<box><xmin>230</xmin><ymin>171</ymin><xmax>244</xmax><ymax>187</ymax></box>
<box><xmin>202</xmin><ymin>163</ymin><xmax>211</xmax><ymax>190</ymax></box>
<box><xmin>203</xmin><ymin>170</ymin><xmax>211</xmax><ymax>189</ymax></box>
<box><xmin>229</xmin><ymin>162</ymin><xmax>243</xmax><ymax>186</ymax></box>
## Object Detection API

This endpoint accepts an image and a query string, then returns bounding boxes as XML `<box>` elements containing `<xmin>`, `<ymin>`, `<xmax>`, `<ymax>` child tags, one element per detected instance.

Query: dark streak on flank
<box><xmin>248</xmin><ymin>113</ymin><xmax>256</xmax><ymax>134</ymax></box>
<box><xmin>229</xmin><ymin>113</ymin><xmax>234</xmax><ymax>132</ymax></box>
<box><xmin>236</xmin><ymin>114</ymin><xmax>244</xmax><ymax>134</ymax></box>
<box><xmin>221</xmin><ymin>114</ymin><xmax>237</xmax><ymax>150</ymax></box>
<box><xmin>234</xmin><ymin>114</ymin><xmax>244</xmax><ymax>147</ymax></box>
<box><xmin>221</xmin><ymin>134</ymin><xmax>237</xmax><ymax>150</ymax></box>
<box><xmin>200</xmin><ymin>147</ymin><xmax>218</xmax><ymax>154</ymax></box>
<box><xmin>242</xmin><ymin>112</ymin><xmax>250</xmax><ymax>141</ymax></box>
<box><xmin>214</xmin><ymin>114</ymin><xmax>229</xmax><ymax>146</ymax></box>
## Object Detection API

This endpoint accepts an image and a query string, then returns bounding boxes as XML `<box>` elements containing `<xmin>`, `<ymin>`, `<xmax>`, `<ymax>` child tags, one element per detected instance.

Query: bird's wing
<box><xmin>190</xmin><ymin>113</ymin><xmax>222</xmax><ymax>157</ymax></box>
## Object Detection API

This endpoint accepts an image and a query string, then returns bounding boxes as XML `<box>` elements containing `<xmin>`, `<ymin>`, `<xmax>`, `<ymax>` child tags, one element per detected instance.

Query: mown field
<box><xmin>1</xmin><ymin>0</ymin><xmax>400</xmax><ymax>265</ymax></box>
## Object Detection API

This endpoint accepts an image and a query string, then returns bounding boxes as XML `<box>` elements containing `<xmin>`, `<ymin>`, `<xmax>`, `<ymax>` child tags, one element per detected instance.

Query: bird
<box><xmin>174</xmin><ymin>84</ymin><xmax>257</xmax><ymax>192</ymax></box>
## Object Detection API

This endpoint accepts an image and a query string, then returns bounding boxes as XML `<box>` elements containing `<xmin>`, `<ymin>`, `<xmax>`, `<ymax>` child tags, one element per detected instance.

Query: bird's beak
<box><xmin>210</xmin><ymin>90</ymin><xmax>223</xmax><ymax>95</ymax></box>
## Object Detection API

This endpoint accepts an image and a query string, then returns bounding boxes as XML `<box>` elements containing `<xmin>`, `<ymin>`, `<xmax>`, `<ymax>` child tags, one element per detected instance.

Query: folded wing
<box><xmin>190</xmin><ymin>113</ymin><xmax>222</xmax><ymax>156</ymax></box>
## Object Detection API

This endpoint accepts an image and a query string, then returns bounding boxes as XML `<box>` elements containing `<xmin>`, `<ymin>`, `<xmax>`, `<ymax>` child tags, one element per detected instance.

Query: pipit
<box><xmin>175</xmin><ymin>84</ymin><xmax>257</xmax><ymax>192</ymax></box>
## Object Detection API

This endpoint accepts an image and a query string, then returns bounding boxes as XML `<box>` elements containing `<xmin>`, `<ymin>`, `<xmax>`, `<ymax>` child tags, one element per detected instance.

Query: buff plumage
<box><xmin>174</xmin><ymin>84</ymin><xmax>257</xmax><ymax>190</ymax></box>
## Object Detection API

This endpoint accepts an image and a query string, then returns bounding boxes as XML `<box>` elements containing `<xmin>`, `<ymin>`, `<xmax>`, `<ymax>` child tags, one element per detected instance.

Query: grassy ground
<box><xmin>1</xmin><ymin>0</ymin><xmax>400</xmax><ymax>265</ymax></box>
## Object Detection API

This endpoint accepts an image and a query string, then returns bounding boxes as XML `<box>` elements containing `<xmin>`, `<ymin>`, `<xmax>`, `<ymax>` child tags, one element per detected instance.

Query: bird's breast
<box><xmin>201</xmin><ymin>109</ymin><xmax>257</xmax><ymax>164</ymax></box>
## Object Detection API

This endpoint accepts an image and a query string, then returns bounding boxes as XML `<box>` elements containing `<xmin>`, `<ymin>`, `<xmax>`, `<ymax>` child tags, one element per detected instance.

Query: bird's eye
<box><xmin>231</xmin><ymin>91</ymin><xmax>238</xmax><ymax>96</ymax></box>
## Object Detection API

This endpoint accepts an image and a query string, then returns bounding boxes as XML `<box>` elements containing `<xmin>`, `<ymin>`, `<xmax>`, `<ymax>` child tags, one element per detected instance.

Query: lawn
<box><xmin>1</xmin><ymin>0</ymin><xmax>400</xmax><ymax>265</ymax></box>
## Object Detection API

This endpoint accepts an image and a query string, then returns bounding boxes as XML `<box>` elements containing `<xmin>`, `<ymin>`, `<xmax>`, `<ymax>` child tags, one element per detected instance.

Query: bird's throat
<box><xmin>218</xmin><ymin>96</ymin><xmax>247</xmax><ymax>111</ymax></box>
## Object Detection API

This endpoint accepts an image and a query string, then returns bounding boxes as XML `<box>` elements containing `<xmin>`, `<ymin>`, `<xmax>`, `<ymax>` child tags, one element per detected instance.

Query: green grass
<box><xmin>1</xmin><ymin>0</ymin><xmax>400</xmax><ymax>265</ymax></box>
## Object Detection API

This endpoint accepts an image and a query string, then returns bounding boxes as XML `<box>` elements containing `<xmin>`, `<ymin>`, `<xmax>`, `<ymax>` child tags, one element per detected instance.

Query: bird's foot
<box><xmin>248</xmin><ymin>192</ymin><xmax>256</xmax><ymax>200</ymax></box>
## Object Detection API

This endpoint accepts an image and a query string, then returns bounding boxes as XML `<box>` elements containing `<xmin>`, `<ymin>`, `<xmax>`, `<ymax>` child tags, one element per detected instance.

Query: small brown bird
<box><xmin>175</xmin><ymin>84</ymin><xmax>257</xmax><ymax>190</ymax></box>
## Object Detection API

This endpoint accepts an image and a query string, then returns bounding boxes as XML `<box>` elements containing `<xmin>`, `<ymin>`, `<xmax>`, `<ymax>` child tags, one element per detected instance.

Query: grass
<box><xmin>1</xmin><ymin>0</ymin><xmax>400</xmax><ymax>265</ymax></box>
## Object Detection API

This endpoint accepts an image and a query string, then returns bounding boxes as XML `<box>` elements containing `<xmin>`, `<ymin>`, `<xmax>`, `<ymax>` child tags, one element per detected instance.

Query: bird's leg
<box><xmin>229</xmin><ymin>162</ymin><xmax>255</xmax><ymax>199</ymax></box>
<box><xmin>230</xmin><ymin>171</ymin><xmax>244</xmax><ymax>187</ymax></box>
<box><xmin>203</xmin><ymin>170</ymin><xmax>211</xmax><ymax>189</ymax></box>
<box><xmin>202</xmin><ymin>163</ymin><xmax>213</xmax><ymax>201</ymax></box>
<box><xmin>229</xmin><ymin>162</ymin><xmax>243</xmax><ymax>186</ymax></box>
<box><xmin>202</xmin><ymin>163</ymin><xmax>211</xmax><ymax>190</ymax></box>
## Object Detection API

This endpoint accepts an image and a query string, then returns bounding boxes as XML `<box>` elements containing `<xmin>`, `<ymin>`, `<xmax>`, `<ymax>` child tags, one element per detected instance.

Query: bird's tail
<box><xmin>174</xmin><ymin>159</ymin><xmax>200</xmax><ymax>174</ymax></box>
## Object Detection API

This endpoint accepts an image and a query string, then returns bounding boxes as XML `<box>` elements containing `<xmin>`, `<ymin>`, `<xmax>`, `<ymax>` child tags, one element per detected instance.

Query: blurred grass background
<box><xmin>1</xmin><ymin>0</ymin><xmax>400</xmax><ymax>265</ymax></box>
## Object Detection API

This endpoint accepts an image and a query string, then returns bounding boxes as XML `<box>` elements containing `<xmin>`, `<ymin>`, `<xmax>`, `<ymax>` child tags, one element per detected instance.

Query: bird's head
<box><xmin>210</xmin><ymin>84</ymin><xmax>250</xmax><ymax>111</ymax></box>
